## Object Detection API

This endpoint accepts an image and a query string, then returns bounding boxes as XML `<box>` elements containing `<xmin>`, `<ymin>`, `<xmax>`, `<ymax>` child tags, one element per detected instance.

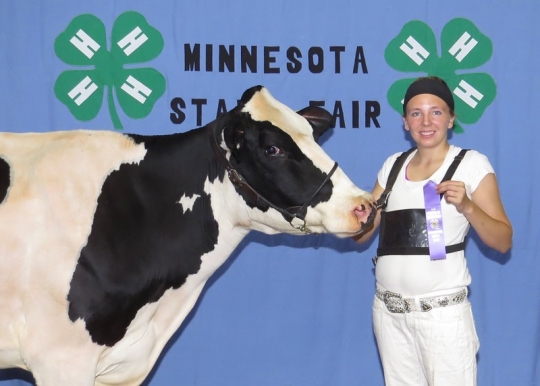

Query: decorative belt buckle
<box><xmin>383</xmin><ymin>291</ymin><xmax>409</xmax><ymax>313</ymax></box>
<box><xmin>420</xmin><ymin>301</ymin><xmax>433</xmax><ymax>312</ymax></box>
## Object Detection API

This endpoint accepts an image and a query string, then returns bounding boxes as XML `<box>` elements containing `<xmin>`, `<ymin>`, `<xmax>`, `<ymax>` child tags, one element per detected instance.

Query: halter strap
<box><xmin>208</xmin><ymin>124</ymin><xmax>338</xmax><ymax>234</ymax></box>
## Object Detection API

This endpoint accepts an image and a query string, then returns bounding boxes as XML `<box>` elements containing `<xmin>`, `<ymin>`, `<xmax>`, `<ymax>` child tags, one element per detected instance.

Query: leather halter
<box><xmin>209</xmin><ymin>124</ymin><xmax>338</xmax><ymax>234</ymax></box>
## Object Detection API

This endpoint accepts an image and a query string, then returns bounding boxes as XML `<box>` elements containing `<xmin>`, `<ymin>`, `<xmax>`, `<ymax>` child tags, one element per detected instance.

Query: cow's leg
<box><xmin>25</xmin><ymin>346</ymin><xmax>100</xmax><ymax>386</ymax></box>
<box><xmin>32</xmin><ymin>370</ymin><xmax>96</xmax><ymax>386</ymax></box>
<box><xmin>27</xmin><ymin>352</ymin><xmax>97</xmax><ymax>386</ymax></box>
<box><xmin>25</xmin><ymin>343</ymin><xmax>99</xmax><ymax>386</ymax></box>
<box><xmin>22</xmin><ymin>318</ymin><xmax>101</xmax><ymax>386</ymax></box>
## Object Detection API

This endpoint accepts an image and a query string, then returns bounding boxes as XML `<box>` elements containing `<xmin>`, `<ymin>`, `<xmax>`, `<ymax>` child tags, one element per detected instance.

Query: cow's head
<box><xmin>211</xmin><ymin>85</ymin><xmax>374</xmax><ymax>237</ymax></box>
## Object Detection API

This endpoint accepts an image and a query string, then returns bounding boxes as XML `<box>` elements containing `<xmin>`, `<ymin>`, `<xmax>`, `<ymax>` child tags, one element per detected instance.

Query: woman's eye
<box><xmin>265</xmin><ymin>146</ymin><xmax>282</xmax><ymax>156</ymax></box>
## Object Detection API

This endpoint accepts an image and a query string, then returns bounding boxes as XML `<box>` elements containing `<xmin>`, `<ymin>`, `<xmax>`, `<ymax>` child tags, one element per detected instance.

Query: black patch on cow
<box><xmin>67</xmin><ymin>129</ymin><xmax>222</xmax><ymax>347</ymax></box>
<box><xmin>67</xmin><ymin>86</ymin><xmax>336</xmax><ymax>347</ymax></box>
<box><xmin>0</xmin><ymin>157</ymin><xmax>10</xmax><ymax>205</ymax></box>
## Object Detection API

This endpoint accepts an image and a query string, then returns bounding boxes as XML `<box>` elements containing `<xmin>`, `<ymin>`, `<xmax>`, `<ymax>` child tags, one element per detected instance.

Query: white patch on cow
<box><xmin>204</xmin><ymin>175</ymin><xmax>289</xmax><ymax>236</ymax></box>
<box><xmin>242</xmin><ymin>88</ymin><xmax>333</xmax><ymax>174</ymax></box>
<box><xmin>178</xmin><ymin>193</ymin><xmax>200</xmax><ymax>213</ymax></box>
<box><xmin>243</xmin><ymin>88</ymin><xmax>313</xmax><ymax>138</ymax></box>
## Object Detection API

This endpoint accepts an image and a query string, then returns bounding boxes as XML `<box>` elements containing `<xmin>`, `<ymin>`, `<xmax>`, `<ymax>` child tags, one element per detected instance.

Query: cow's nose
<box><xmin>354</xmin><ymin>200</ymin><xmax>376</xmax><ymax>229</ymax></box>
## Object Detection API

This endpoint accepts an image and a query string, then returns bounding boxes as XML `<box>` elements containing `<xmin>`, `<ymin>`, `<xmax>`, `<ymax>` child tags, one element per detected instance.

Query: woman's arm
<box><xmin>437</xmin><ymin>173</ymin><xmax>513</xmax><ymax>253</ymax></box>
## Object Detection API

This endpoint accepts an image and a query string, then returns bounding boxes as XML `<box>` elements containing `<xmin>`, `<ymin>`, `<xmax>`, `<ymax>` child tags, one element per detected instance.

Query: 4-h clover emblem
<box><xmin>54</xmin><ymin>11</ymin><xmax>166</xmax><ymax>130</ymax></box>
<box><xmin>385</xmin><ymin>18</ymin><xmax>496</xmax><ymax>133</ymax></box>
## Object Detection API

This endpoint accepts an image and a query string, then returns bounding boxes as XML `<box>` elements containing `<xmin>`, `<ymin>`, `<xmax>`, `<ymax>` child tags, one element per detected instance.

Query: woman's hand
<box><xmin>436</xmin><ymin>180</ymin><xmax>472</xmax><ymax>214</ymax></box>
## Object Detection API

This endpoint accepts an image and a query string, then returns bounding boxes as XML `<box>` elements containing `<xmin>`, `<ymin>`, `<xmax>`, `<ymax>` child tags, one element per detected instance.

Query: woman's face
<box><xmin>402</xmin><ymin>93</ymin><xmax>455</xmax><ymax>149</ymax></box>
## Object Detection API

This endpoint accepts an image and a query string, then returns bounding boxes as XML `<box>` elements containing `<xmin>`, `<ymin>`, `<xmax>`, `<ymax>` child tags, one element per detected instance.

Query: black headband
<box><xmin>403</xmin><ymin>78</ymin><xmax>455</xmax><ymax>114</ymax></box>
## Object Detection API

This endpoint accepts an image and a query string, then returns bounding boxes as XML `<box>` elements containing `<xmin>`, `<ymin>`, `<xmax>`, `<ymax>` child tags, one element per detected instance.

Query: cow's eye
<box><xmin>265</xmin><ymin>146</ymin><xmax>282</xmax><ymax>156</ymax></box>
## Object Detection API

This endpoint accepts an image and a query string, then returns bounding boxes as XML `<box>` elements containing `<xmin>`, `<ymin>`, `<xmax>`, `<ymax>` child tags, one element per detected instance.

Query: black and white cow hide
<box><xmin>0</xmin><ymin>86</ymin><xmax>374</xmax><ymax>386</ymax></box>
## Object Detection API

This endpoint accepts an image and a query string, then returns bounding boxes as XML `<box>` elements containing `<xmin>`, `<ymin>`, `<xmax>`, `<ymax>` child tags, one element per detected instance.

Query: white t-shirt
<box><xmin>375</xmin><ymin>145</ymin><xmax>494</xmax><ymax>297</ymax></box>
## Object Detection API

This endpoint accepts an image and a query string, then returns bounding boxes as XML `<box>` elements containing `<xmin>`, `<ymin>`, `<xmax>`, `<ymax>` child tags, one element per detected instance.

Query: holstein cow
<box><xmin>0</xmin><ymin>86</ymin><xmax>374</xmax><ymax>386</ymax></box>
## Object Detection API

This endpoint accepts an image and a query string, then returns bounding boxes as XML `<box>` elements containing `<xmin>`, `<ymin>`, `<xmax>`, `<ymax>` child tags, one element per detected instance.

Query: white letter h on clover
<box><xmin>400</xmin><ymin>36</ymin><xmax>430</xmax><ymax>65</ymax></box>
<box><xmin>70</xmin><ymin>29</ymin><xmax>100</xmax><ymax>59</ymax></box>
<box><xmin>117</xmin><ymin>27</ymin><xmax>148</xmax><ymax>56</ymax></box>
<box><xmin>121</xmin><ymin>76</ymin><xmax>152</xmax><ymax>103</ymax></box>
<box><xmin>453</xmin><ymin>80</ymin><xmax>484</xmax><ymax>108</ymax></box>
<box><xmin>68</xmin><ymin>76</ymin><xmax>98</xmax><ymax>106</ymax></box>
<box><xmin>449</xmin><ymin>32</ymin><xmax>478</xmax><ymax>62</ymax></box>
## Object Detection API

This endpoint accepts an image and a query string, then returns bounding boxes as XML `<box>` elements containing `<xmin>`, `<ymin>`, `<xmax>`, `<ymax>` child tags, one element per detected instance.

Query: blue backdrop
<box><xmin>1</xmin><ymin>1</ymin><xmax>538</xmax><ymax>385</ymax></box>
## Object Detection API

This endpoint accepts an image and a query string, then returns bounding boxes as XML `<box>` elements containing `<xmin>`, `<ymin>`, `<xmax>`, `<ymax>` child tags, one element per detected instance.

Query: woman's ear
<box><xmin>448</xmin><ymin>116</ymin><xmax>455</xmax><ymax>129</ymax></box>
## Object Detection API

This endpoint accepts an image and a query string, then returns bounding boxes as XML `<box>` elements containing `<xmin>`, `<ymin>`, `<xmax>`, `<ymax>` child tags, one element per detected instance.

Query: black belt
<box><xmin>375</xmin><ymin>209</ymin><xmax>466</xmax><ymax>262</ymax></box>
<box><xmin>373</xmin><ymin>241</ymin><xmax>465</xmax><ymax>266</ymax></box>
<box><xmin>377</xmin><ymin>242</ymin><xmax>465</xmax><ymax>256</ymax></box>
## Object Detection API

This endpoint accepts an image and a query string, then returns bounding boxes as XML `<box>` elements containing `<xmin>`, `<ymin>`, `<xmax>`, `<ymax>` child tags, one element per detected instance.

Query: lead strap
<box><xmin>423</xmin><ymin>180</ymin><xmax>446</xmax><ymax>261</ymax></box>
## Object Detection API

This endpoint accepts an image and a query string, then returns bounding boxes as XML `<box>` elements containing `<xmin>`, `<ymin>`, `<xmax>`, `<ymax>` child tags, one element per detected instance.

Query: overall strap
<box><xmin>376</xmin><ymin>147</ymin><xmax>416</xmax><ymax>210</ymax></box>
<box><xmin>439</xmin><ymin>148</ymin><xmax>469</xmax><ymax>199</ymax></box>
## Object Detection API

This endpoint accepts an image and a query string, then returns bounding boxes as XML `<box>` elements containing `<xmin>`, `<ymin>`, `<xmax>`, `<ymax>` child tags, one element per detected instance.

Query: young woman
<box><xmin>354</xmin><ymin>76</ymin><xmax>512</xmax><ymax>385</ymax></box>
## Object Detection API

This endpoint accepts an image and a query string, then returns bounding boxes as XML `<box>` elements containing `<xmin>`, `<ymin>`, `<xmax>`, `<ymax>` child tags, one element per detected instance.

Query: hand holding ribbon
<box><xmin>437</xmin><ymin>180</ymin><xmax>472</xmax><ymax>214</ymax></box>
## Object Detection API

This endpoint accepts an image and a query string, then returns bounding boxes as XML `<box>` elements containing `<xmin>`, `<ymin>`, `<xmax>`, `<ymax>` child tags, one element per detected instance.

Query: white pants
<box><xmin>373</xmin><ymin>294</ymin><xmax>480</xmax><ymax>386</ymax></box>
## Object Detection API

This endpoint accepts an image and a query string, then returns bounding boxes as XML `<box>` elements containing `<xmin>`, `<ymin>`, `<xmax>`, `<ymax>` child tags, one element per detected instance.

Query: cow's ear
<box><xmin>223</xmin><ymin>123</ymin><xmax>245</xmax><ymax>162</ymax></box>
<box><xmin>296</xmin><ymin>106</ymin><xmax>335</xmax><ymax>142</ymax></box>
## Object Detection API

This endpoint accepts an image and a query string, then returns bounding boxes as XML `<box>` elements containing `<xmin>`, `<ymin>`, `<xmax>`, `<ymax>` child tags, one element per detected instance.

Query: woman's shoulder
<box><xmin>450</xmin><ymin>146</ymin><xmax>495</xmax><ymax>190</ymax></box>
<box><xmin>450</xmin><ymin>145</ymin><xmax>491</xmax><ymax>165</ymax></box>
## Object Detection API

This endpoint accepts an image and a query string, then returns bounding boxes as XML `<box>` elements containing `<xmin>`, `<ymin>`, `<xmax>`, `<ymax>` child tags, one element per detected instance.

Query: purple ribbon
<box><xmin>423</xmin><ymin>180</ymin><xmax>446</xmax><ymax>261</ymax></box>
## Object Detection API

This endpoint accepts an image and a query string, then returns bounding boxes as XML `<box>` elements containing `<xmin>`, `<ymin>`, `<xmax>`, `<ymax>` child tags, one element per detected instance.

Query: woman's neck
<box><xmin>415</xmin><ymin>143</ymin><xmax>450</xmax><ymax>165</ymax></box>
<box><xmin>406</xmin><ymin>143</ymin><xmax>451</xmax><ymax>181</ymax></box>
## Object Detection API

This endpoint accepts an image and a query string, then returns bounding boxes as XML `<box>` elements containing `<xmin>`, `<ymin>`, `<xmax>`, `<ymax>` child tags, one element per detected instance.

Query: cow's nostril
<box><xmin>354</xmin><ymin>204</ymin><xmax>368</xmax><ymax>220</ymax></box>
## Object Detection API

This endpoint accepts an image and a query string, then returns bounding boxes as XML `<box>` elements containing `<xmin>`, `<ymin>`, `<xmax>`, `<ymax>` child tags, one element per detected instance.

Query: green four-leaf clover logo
<box><xmin>385</xmin><ymin>18</ymin><xmax>496</xmax><ymax>133</ymax></box>
<box><xmin>54</xmin><ymin>11</ymin><xmax>166</xmax><ymax>130</ymax></box>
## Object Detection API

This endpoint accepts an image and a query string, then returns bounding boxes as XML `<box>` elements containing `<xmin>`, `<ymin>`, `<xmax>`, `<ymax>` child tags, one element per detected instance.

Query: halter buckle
<box><xmin>290</xmin><ymin>217</ymin><xmax>312</xmax><ymax>234</ymax></box>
